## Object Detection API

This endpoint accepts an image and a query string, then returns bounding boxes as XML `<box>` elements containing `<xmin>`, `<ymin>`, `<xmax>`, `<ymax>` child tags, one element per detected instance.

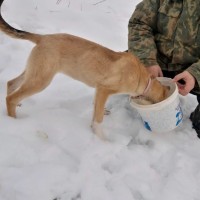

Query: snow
<box><xmin>0</xmin><ymin>0</ymin><xmax>200</xmax><ymax>200</ymax></box>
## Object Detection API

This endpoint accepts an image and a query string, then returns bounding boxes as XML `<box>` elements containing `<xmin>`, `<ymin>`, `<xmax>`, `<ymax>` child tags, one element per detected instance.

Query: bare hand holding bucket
<box><xmin>173</xmin><ymin>71</ymin><xmax>195</xmax><ymax>96</ymax></box>
<box><xmin>146</xmin><ymin>65</ymin><xmax>163</xmax><ymax>78</ymax></box>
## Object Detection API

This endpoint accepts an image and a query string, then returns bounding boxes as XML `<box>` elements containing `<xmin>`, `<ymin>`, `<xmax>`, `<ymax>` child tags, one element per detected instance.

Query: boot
<box><xmin>190</xmin><ymin>104</ymin><xmax>200</xmax><ymax>138</ymax></box>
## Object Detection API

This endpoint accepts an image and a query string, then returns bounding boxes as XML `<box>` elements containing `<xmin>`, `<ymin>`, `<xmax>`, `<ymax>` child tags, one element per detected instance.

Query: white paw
<box><xmin>91</xmin><ymin>121</ymin><xmax>106</xmax><ymax>140</ymax></box>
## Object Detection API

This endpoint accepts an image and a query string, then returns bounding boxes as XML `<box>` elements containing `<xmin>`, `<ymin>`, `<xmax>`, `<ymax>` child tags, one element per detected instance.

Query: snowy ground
<box><xmin>1</xmin><ymin>0</ymin><xmax>200</xmax><ymax>200</ymax></box>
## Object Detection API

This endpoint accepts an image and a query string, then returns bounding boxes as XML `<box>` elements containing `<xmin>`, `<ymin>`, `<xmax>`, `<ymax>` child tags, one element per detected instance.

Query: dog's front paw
<box><xmin>91</xmin><ymin>122</ymin><xmax>105</xmax><ymax>140</ymax></box>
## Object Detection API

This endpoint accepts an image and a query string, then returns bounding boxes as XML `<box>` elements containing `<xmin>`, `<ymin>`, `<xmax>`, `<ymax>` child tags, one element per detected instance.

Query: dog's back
<box><xmin>28</xmin><ymin>33</ymin><xmax>125</xmax><ymax>87</ymax></box>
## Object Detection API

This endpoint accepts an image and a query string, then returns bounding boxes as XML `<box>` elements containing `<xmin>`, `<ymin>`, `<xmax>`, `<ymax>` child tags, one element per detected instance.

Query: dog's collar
<box><xmin>142</xmin><ymin>77</ymin><xmax>151</xmax><ymax>96</ymax></box>
<box><xmin>131</xmin><ymin>77</ymin><xmax>152</xmax><ymax>99</ymax></box>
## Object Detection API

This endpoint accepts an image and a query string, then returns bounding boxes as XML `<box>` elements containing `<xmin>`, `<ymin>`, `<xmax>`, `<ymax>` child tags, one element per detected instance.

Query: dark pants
<box><xmin>163</xmin><ymin>70</ymin><xmax>200</xmax><ymax>136</ymax></box>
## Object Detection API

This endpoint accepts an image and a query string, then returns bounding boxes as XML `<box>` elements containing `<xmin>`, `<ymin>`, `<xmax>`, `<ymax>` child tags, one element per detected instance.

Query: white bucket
<box><xmin>130</xmin><ymin>77</ymin><xmax>183</xmax><ymax>132</ymax></box>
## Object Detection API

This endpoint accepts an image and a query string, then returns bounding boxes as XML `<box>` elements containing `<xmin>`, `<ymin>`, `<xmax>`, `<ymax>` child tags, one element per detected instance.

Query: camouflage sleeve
<box><xmin>187</xmin><ymin>62</ymin><xmax>200</xmax><ymax>89</ymax></box>
<box><xmin>128</xmin><ymin>0</ymin><xmax>160</xmax><ymax>67</ymax></box>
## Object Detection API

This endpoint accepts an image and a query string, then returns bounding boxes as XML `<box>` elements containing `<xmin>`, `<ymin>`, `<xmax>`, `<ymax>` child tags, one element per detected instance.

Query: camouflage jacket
<box><xmin>128</xmin><ymin>0</ymin><xmax>200</xmax><ymax>91</ymax></box>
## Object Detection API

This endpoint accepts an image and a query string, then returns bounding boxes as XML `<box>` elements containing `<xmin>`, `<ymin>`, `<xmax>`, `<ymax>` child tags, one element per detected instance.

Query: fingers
<box><xmin>146</xmin><ymin>65</ymin><xmax>163</xmax><ymax>78</ymax></box>
<box><xmin>176</xmin><ymin>82</ymin><xmax>189</xmax><ymax>96</ymax></box>
<box><xmin>158</xmin><ymin>68</ymin><xmax>163</xmax><ymax>77</ymax></box>
<box><xmin>173</xmin><ymin>72</ymin><xmax>186</xmax><ymax>83</ymax></box>
<box><xmin>173</xmin><ymin>71</ymin><xmax>195</xmax><ymax>96</ymax></box>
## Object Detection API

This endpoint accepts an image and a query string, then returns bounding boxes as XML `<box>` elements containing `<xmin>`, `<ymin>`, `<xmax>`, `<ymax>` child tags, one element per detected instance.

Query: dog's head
<box><xmin>147</xmin><ymin>78</ymin><xmax>170</xmax><ymax>104</ymax></box>
<box><xmin>131</xmin><ymin>80</ymin><xmax>169</xmax><ymax>105</ymax></box>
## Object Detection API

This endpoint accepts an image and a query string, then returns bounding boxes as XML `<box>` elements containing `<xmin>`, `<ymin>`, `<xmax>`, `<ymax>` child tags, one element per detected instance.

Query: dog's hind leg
<box><xmin>7</xmin><ymin>71</ymin><xmax>25</xmax><ymax>95</ymax></box>
<box><xmin>6</xmin><ymin>70</ymin><xmax>55</xmax><ymax>118</ymax></box>
<box><xmin>91</xmin><ymin>86</ymin><xmax>115</xmax><ymax>139</ymax></box>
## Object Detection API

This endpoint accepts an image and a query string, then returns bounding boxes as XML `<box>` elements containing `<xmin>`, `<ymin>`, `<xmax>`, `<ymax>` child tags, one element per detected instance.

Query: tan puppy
<box><xmin>0</xmin><ymin>0</ymin><xmax>168</xmax><ymax>139</ymax></box>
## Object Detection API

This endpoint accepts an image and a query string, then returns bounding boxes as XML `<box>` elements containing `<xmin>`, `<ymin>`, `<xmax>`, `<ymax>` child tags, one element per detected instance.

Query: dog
<box><xmin>0</xmin><ymin>0</ymin><xmax>169</xmax><ymax>139</ymax></box>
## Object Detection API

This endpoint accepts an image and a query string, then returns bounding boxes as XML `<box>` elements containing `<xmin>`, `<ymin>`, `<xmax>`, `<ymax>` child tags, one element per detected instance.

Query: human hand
<box><xmin>173</xmin><ymin>71</ymin><xmax>195</xmax><ymax>96</ymax></box>
<box><xmin>146</xmin><ymin>65</ymin><xmax>163</xmax><ymax>78</ymax></box>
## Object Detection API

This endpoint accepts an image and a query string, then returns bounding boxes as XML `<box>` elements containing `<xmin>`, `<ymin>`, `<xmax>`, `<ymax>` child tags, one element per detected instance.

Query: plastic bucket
<box><xmin>130</xmin><ymin>77</ymin><xmax>183</xmax><ymax>132</ymax></box>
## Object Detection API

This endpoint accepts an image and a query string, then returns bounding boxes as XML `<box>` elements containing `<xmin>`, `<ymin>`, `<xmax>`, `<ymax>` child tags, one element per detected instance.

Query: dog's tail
<box><xmin>0</xmin><ymin>0</ymin><xmax>41</xmax><ymax>43</ymax></box>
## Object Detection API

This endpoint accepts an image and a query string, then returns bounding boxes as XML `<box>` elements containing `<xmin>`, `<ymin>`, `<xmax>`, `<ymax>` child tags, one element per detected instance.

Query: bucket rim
<box><xmin>130</xmin><ymin>77</ymin><xmax>179</xmax><ymax>110</ymax></box>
